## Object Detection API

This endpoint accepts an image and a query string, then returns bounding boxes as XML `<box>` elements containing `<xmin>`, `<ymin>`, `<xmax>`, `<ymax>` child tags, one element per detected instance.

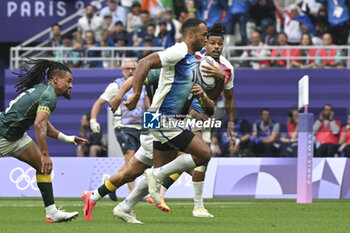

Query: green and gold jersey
<box><xmin>0</xmin><ymin>82</ymin><xmax>57</xmax><ymax>141</ymax></box>
<box><xmin>144</xmin><ymin>69</ymin><xmax>161</xmax><ymax>86</ymax></box>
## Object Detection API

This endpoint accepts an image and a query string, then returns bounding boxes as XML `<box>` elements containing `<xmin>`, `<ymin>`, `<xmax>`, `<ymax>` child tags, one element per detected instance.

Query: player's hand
<box><xmin>41</xmin><ymin>154</ymin><xmax>52</xmax><ymax>175</ymax></box>
<box><xmin>202</xmin><ymin>61</ymin><xmax>225</xmax><ymax>80</ymax></box>
<box><xmin>73</xmin><ymin>136</ymin><xmax>89</xmax><ymax>145</ymax></box>
<box><xmin>346</xmin><ymin>125</ymin><xmax>350</xmax><ymax>131</ymax></box>
<box><xmin>109</xmin><ymin>96</ymin><xmax>122</xmax><ymax>113</ymax></box>
<box><xmin>227</xmin><ymin>126</ymin><xmax>236</xmax><ymax>148</ymax></box>
<box><xmin>90</xmin><ymin>119</ymin><xmax>101</xmax><ymax>133</ymax></box>
<box><xmin>189</xmin><ymin>109</ymin><xmax>209</xmax><ymax>121</ymax></box>
<box><xmin>191</xmin><ymin>84</ymin><xmax>205</xmax><ymax>98</ymax></box>
<box><xmin>124</xmin><ymin>93</ymin><xmax>140</xmax><ymax>110</ymax></box>
<box><xmin>329</xmin><ymin>111</ymin><xmax>334</xmax><ymax>120</ymax></box>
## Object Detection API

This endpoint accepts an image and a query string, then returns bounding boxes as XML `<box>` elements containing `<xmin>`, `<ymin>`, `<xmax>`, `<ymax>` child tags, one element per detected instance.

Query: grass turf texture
<box><xmin>0</xmin><ymin>198</ymin><xmax>349</xmax><ymax>233</ymax></box>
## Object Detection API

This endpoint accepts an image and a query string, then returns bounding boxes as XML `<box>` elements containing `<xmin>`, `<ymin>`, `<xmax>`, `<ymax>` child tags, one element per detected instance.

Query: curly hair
<box><xmin>208</xmin><ymin>22</ymin><xmax>226</xmax><ymax>38</ymax></box>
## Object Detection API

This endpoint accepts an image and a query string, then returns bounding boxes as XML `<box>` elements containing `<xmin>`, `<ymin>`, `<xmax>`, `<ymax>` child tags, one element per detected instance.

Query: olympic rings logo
<box><xmin>9</xmin><ymin>167</ymin><xmax>54</xmax><ymax>191</ymax></box>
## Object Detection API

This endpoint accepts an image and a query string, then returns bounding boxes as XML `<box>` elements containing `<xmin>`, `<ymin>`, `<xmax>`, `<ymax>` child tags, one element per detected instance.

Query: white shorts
<box><xmin>134</xmin><ymin>133</ymin><xmax>154</xmax><ymax>166</ymax></box>
<box><xmin>0</xmin><ymin>133</ymin><xmax>32</xmax><ymax>158</ymax></box>
<box><xmin>188</xmin><ymin>116</ymin><xmax>211</xmax><ymax>144</ymax></box>
<box><xmin>150</xmin><ymin>116</ymin><xmax>186</xmax><ymax>144</ymax></box>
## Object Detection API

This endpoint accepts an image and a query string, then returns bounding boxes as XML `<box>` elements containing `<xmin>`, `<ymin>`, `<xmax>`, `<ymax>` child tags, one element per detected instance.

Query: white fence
<box><xmin>10</xmin><ymin>45</ymin><xmax>350</xmax><ymax>69</ymax></box>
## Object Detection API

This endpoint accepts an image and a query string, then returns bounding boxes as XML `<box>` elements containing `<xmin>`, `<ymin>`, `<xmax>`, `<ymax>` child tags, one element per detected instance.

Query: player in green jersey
<box><xmin>0</xmin><ymin>58</ymin><xmax>87</xmax><ymax>223</ymax></box>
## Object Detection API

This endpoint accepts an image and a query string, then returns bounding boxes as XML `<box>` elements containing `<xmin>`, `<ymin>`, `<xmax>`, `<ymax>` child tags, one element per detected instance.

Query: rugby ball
<box><xmin>197</xmin><ymin>56</ymin><xmax>217</xmax><ymax>89</ymax></box>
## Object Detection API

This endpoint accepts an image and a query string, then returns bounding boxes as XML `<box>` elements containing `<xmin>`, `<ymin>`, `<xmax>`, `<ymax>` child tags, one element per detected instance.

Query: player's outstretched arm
<box><xmin>47</xmin><ymin>121</ymin><xmax>88</xmax><ymax>145</ymax></box>
<box><xmin>125</xmin><ymin>53</ymin><xmax>162</xmax><ymax>110</ymax></box>
<box><xmin>110</xmin><ymin>76</ymin><xmax>134</xmax><ymax>112</ymax></box>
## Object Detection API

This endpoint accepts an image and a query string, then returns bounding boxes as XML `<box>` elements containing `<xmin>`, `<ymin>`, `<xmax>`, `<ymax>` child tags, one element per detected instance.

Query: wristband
<box><xmin>57</xmin><ymin>132</ymin><xmax>75</xmax><ymax>144</ymax></box>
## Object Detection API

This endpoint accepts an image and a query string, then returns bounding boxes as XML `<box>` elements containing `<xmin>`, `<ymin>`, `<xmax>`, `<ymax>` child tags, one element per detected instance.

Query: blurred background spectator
<box><xmin>49</xmin><ymin>23</ymin><xmax>62</xmax><ymax>57</ymax></box>
<box><xmin>317</xmin><ymin>0</ymin><xmax>350</xmax><ymax>45</ymax></box>
<box><xmin>206</xmin><ymin>0</ymin><xmax>230</xmax><ymax>28</ymax></box>
<box><xmin>273</xmin><ymin>0</ymin><xmax>303</xmax><ymax>44</ymax></box>
<box><xmin>315</xmin><ymin>33</ymin><xmax>343</xmax><ymax>68</ymax></box>
<box><xmin>339</xmin><ymin>114</ymin><xmax>350</xmax><ymax>157</ymax></box>
<box><xmin>106</xmin><ymin>21</ymin><xmax>129</xmax><ymax>46</ymax></box>
<box><xmin>291</xmin><ymin>33</ymin><xmax>317</xmax><ymax>68</ymax></box>
<box><xmin>55</xmin><ymin>34</ymin><xmax>81</xmax><ymax>68</ymax></box>
<box><xmin>313</xmin><ymin>104</ymin><xmax>341</xmax><ymax>157</ymax></box>
<box><xmin>100</xmin><ymin>0</ymin><xmax>127</xmax><ymax>30</ymax></box>
<box><xmin>249</xmin><ymin>108</ymin><xmax>281</xmax><ymax>157</ymax></box>
<box><xmin>77</xmin><ymin>113</ymin><xmax>106</xmax><ymax>157</ymax></box>
<box><xmin>248</xmin><ymin>0</ymin><xmax>276</xmax><ymax>34</ymax></box>
<box><xmin>132</xmin><ymin>10</ymin><xmax>152</xmax><ymax>46</ymax></box>
<box><xmin>239</xmin><ymin>31</ymin><xmax>270</xmax><ymax>68</ymax></box>
<box><xmin>76</xmin><ymin>4</ymin><xmax>105</xmax><ymax>45</ymax></box>
<box><xmin>280</xmin><ymin>108</ymin><xmax>299</xmax><ymax>157</ymax></box>
<box><xmin>270</xmin><ymin>32</ymin><xmax>299</xmax><ymax>67</ymax></box>
<box><xmin>126</xmin><ymin>1</ymin><xmax>142</xmax><ymax>33</ymax></box>
<box><xmin>157</xmin><ymin>19</ymin><xmax>175</xmax><ymax>48</ymax></box>
<box><xmin>227</xmin><ymin>0</ymin><xmax>255</xmax><ymax>45</ymax></box>
<box><xmin>80</xmin><ymin>30</ymin><xmax>103</xmax><ymax>68</ymax></box>
<box><xmin>262</xmin><ymin>22</ymin><xmax>279</xmax><ymax>45</ymax></box>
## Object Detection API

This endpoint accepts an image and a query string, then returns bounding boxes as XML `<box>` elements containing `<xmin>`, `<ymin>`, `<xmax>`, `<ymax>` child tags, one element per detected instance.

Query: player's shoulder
<box><xmin>219</xmin><ymin>55</ymin><xmax>233</xmax><ymax>70</ymax></box>
<box><xmin>165</xmin><ymin>42</ymin><xmax>188</xmax><ymax>54</ymax></box>
<box><xmin>43</xmin><ymin>83</ymin><xmax>57</xmax><ymax>99</ymax></box>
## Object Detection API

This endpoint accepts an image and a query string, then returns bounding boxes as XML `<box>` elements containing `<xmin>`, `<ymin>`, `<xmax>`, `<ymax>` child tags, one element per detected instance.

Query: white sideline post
<box><xmin>297</xmin><ymin>75</ymin><xmax>313</xmax><ymax>203</ymax></box>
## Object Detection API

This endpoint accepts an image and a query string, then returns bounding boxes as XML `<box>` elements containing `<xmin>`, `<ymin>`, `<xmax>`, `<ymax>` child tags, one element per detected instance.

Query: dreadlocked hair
<box><xmin>208</xmin><ymin>22</ymin><xmax>226</xmax><ymax>38</ymax></box>
<box><xmin>13</xmin><ymin>58</ymin><xmax>71</xmax><ymax>93</ymax></box>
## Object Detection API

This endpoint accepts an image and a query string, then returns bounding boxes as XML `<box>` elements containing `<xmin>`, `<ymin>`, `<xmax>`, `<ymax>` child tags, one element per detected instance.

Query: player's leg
<box><xmin>83</xmin><ymin>134</ymin><xmax>152</xmax><ymax>221</ymax></box>
<box><xmin>89</xmin><ymin>145</ymin><xmax>102</xmax><ymax>157</ymax></box>
<box><xmin>191</xmin><ymin>129</ymin><xmax>214</xmax><ymax>217</ymax></box>
<box><xmin>16</xmin><ymin>137</ymin><xmax>78</xmax><ymax>222</ymax></box>
<box><xmin>76</xmin><ymin>144</ymin><xmax>88</xmax><ymax>157</ymax></box>
<box><xmin>157</xmin><ymin>130</ymin><xmax>213</xmax><ymax>216</ymax></box>
<box><xmin>113</xmin><ymin>133</ymin><xmax>154</xmax><ymax>223</ymax></box>
<box><xmin>124</xmin><ymin>149</ymin><xmax>136</xmax><ymax>190</ymax></box>
<box><xmin>145</xmin><ymin>130</ymin><xmax>211</xmax><ymax>204</ymax></box>
<box><xmin>192</xmin><ymin>165</ymin><xmax>213</xmax><ymax>217</ymax></box>
<box><xmin>83</xmin><ymin>157</ymin><xmax>149</xmax><ymax>221</ymax></box>
<box><xmin>114</xmin><ymin>176</ymin><xmax>149</xmax><ymax>224</ymax></box>
<box><xmin>147</xmin><ymin>172</ymin><xmax>180</xmax><ymax>212</ymax></box>
<box><xmin>115</xmin><ymin>128</ymin><xmax>141</xmax><ymax>192</ymax></box>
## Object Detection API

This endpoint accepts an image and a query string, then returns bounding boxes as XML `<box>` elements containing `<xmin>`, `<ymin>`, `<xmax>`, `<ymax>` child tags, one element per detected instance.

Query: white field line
<box><xmin>0</xmin><ymin>201</ymin><xmax>254</xmax><ymax>207</ymax></box>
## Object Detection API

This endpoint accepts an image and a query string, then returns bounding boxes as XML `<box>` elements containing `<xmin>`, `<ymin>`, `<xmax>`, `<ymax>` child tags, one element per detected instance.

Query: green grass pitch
<box><xmin>0</xmin><ymin>198</ymin><xmax>349</xmax><ymax>233</ymax></box>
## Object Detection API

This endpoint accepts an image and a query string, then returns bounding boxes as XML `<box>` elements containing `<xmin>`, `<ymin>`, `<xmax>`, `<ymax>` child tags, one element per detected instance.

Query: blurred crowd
<box><xmin>211</xmin><ymin>103</ymin><xmax>350</xmax><ymax>158</ymax></box>
<box><xmin>49</xmin><ymin>0</ymin><xmax>350</xmax><ymax>69</ymax></box>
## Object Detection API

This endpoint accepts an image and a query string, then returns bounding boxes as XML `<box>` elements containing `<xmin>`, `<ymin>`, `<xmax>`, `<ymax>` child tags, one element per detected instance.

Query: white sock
<box><xmin>193</xmin><ymin>181</ymin><xmax>204</xmax><ymax>208</ymax></box>
<box><xmin>160</xmin><ymin>186</ymin><xmax>167</xmax><ymax>196</ymax></box>
<box><xmin>119</xmin><ymin>176</ymin><xmax>148</xmax><ymax>212</ymax></box>
<box><xmin>153</xmin><ymin>154</ymin><xmax>196</xmax><ymax>181</ymax></box>
<box><xmin>91</xmin><ymin>189</ymin><xmax>102</xmax><ymax>203</ymax></box>
<box><xmin>45</xmin><ymin>204</ymin><xmax>57</xmax><ymax>216</ymax></box>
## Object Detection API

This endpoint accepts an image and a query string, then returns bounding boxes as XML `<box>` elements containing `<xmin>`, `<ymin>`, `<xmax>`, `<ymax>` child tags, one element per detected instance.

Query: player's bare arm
<box><xmin>125</xmin><ymin>53</ymin><xmax>162</xmax><ymax>110</ymax></box>
<box><xmin>204</xmin><ymin>62</ymin><xmax>226</xmax><ymax>101</ymax></box>
<box><xmin>34</xmin><ymin>111</ymin><xmax>51</xmax><ymax>174</ymax></box>
<box><xmin>90</xmin><ymin>97</ymin><xmax>108</xmax><ymax>133</ymax></box>
<box><xmin>192</xmin><ymin>84</ymin><xmax>215</xmax><ymax>116</ymax></box>
<box><xmin>91</xmin><ymin>98</ymin><xmax>108</xmax><ymax>120</ymax></box>
<box><xmin>224</xmin><ymin>88</ymin><xmax>237</xmax><ymax>148</ymax></box>
<box><xmin>110</xmin><ymin>76</ymin><xmax>134</xmax><ymax>112</ymax></box>
<box><xmin>47</xmin><ymin>121</ymin><xmax>88</xmax><ymax>145</ymax></box>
